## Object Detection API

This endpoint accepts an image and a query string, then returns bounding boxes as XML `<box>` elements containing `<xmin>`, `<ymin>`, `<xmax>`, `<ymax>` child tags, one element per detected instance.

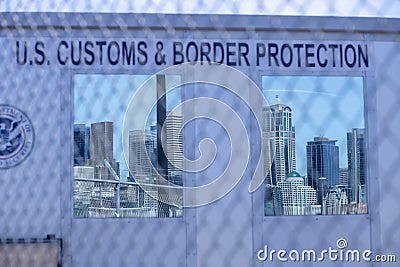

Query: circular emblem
<box><xmin>0</xmin><ymin>105</ymin><xmax>34</xmax><ymax>169</ymax></box>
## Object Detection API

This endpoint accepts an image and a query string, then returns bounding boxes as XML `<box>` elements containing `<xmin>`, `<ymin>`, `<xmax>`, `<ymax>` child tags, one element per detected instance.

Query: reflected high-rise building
<box><xmin>277</xmin><ymin>172</ymin><xmax>320</xmax><ymax>216</ymax></box>
<box><xmin>339</xmin><ymin>168</ymin><xmax>349</xmax><ymax>186</ymax></box>
<box><xmin>73</xmin><ymin>124</ymin><xmax>90</xmax><ymax>166</ymax></box>
<box><xmin>129</xmin><ymin>130</ymin><xmax>158</xmax><ymax>210</ymax></box>
<box><xmin>263</xmin><ymin>96</ymin><xmax>296</xmax><ymax>216</ymax></box>
<box><xmin>165</xmin><ymin>110</ymin><xmax>183</xmax><ymax>186</ymax></box>
<box><xmin>89</xmin><ymin>121</ymin><xmax>118</xmax><ymax>180</ymax></box>
<box><xmin>128</xmin><ymin>110</ymin><xmax>183</xmax><ymax>213</ymax></box>
<box><xmin>129</xmin><ymin>130</ymin><xmax>157</xmax><ymax>180</ymax></box>
<box><xmin>306</xmin><ymin>136</ymin><xmax>339</xmax><ymax>204</ymax></box>
<box><xmin>347</xmin><ymin>128</ymin><xmax>366</xmax><ymax>203</ymax></box>
<box><xmin>128</xmin><ymin>110</ymin><xmax>183</xmax><ymax>184</ymax></box>
<box><xmin>263</xmin><ymin>95</ymin><xmax>296</xmax><ymax>186</ymax></box>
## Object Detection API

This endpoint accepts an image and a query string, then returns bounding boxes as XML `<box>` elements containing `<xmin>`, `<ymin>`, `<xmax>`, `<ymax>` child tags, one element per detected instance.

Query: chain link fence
<box><xmin>0</xmin><ymin>3</ymin><xmax>399</xmax><ymax>267</ymax></box>
<box><xmin>1</xmin><ymin>1</ymin><xmax>400</xmax><ymax>17</ymax></box>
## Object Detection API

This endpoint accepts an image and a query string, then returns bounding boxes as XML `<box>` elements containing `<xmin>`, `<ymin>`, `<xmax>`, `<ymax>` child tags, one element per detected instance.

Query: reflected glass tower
<box><xmin>166</xmin><ymin>110</ymin><xmax>183</xmax><ymax>186</ymax></box>
<box><xmin>306</xmin><ymin>136</ymin><xmax>339</xmax><ymax>204</ymax></box>
<box><xmin>339</xmin><ymin>167</ymin><xmax>349</xmax><ymax>186</ymax></box>
<box><xmin>263</xmin><ymin>95</ymin><xmax>296</xmax><ymax>186</ymax></box>
<box><xmin>263</xmin><ymin>95</ymin><xmax>296</xmax><ymax>216</ymax></box>
<box><xmin>89</xmin><ymin>121</ymin><xmax>117</xmax><ymax>179</ymax></box>
<box><xmin>128</xmin><ymin>130</ymin><xmax>157</xmax><ymax>179</ymax></box>
<box><xmin>129</xmin><ymin>130</ymin><xmax>158</xmax><ymax>209</ymax></box>
<box><xmin>347</xmin><ymin>128</ymin><xmax>366</xmax><ymax>203</ymax></box>
<box><xmin>73</xmin><ymin>124</ymin><xmax>90</xmax><ymax>166</ymax></box>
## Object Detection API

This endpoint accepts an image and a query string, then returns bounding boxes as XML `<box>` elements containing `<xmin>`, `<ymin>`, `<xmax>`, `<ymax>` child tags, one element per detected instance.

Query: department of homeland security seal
<box><xmin>0</xmin><ymin>105</ymin><xmax>34</xmax><ymax>169</ymax></box>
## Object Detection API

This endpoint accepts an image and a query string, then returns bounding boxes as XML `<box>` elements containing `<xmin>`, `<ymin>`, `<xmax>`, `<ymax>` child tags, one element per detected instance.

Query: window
<box><xmin>263</xmin><ymin>76</ymin><xmax>366</xmax><ymax>216</ymax></box>
<box><xmin>73</xmin><ymin>74</ymin><xmax>183</xmax><ymax>218</ymax></box>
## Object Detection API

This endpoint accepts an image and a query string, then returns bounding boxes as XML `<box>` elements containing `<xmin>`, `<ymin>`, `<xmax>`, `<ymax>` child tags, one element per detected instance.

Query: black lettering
<box><xmin>95</xmin><ymin>41</ymin><xmax>106</xmax><ymax>65</ymax></box>
<box><xmin>84</xmin><ymin>41</ymin><xmax>95</xmax><ymax>65</ymax></box>
<box><xmin>34</xmin><ymin>41</ymin><xmax>45</xmax><ymax>65</ymax></box>
<box><xmin>107</xmin><ymin>41</ymin><xmax>120</xmax><ymax>65</ymax></box>
<box><xmin>200</xmin><ymin>42</ymin><xmax>211</xmax><ymax>64</ymax></box>
<box><xmin>268</xmin><ymin>43</ymin><xmax>279</xmax><ymax>67</ymax></box>
<box><xmin>345</xmin><ymin>44</ymin><xmax>356</xmax><ymax>68</ymax></box>
<box><xmin>238</xmin><ymin>43</ymin><xmax>250</xmax><ymax>66</ymax></box>
<box><xmin>137</xmin><ymin>41</ymin><xmax>147</xmax><ymax>65</ymax></box>
<box><xmin>339</xmin><ymin>44</ymin><xmax>344</xmax><ymax>67</ymax></box>
<box><xmin>186</xmin><ymin>41</ymin><xmax>198</xmax><ymax>62</ymax></box>
<box><xmin>16</xmin><ymin>41</ymin><xmax>27</xmax><ymax>65</ymax></box>
<box><xmin>317</xmin><ymin>44</ymin><xmax>328</xmax><ymax>67</ymax></box>
<box><xmin>328</xmin><ymin>44</ymin><xmax>338</xmax><ymax>67</ymax></box>
<box><xmin>256</xmin><ymin>43</ymin><xmax>266</xmax><ymax>66</ymax></box>
<box><xmin>57</xmin><ymin>40</ymin><xmax>68</xmax><ymax>65</ymax></box>
<box><xmin>226</xmin><ymin>42</ymin><xmax>236</xmax><ymax>66</ymax></box>
<box><xmin>213</xmin><ymin>42</ymin><xmax>224</xmax><ymax>64</ymax></box>
<box><xmin>122</xmin><ymin>41</ymin><xmax>135</xmax><ymax>65</ymax></box>
<box><xmin>358</xmin><ymin>44</ymin><xmax>368</xmax><ymax>67</ymax></box>
<box><xmin>293</xmin><ymin>44</ymin><xmax>304</xmax><ymax>67</ymax></box>
<box><xmin>173</xmin><ymin>42</ymin><xmax>184</xmax><ymax>65</ymax></box>
<box><xmin>305</xmin><ymin>44</ymin><xmax>315</xmax><ymax>67</ymax></box>
<box><xmin>280</xmin><ymin>43</ymin><xmax>293</xmax><ymax>67</ymax></box>
<box><xmin>71</xmin><ymin>41</ymin><xmax>82</xmax><ymax>65</ymax></box>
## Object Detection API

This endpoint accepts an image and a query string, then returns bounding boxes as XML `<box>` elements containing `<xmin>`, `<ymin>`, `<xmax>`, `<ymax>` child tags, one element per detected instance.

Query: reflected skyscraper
<box><xmin>129</xmin><ymin>130</ymin><xmax>157</xmax><ymax>179</ymax></box>
<box><xmin>89</xmin><ymin>121</ymin><xmax>117</xmax><ymax>180</ymax></box>
<box><xmin>339</xmin><ymin>167</ymin><xmax>349</xmax><ymax>186</ymax></box>
<box><xmin>263</xmin><ymin>95</ymin><xmax>296</xmax><ymax>186</ymax></box>
<box><xmin>263</xmin><ymin>95</ymin><xmax>296</xmax><ymax>216</ymax></box>
<box><xmin>306</xmin><ymin>136</ymin><xmax>339</xmax><ymax>204</ymax></box>
<box><xmin>166</xmin><ymin>110</ymin><xmax>183</xmax><ymax>186</ymax></box>
<box><xmin>73</xmin><ymin>124</ymin><xmax>90</xmax><ymax>166</ymax></box>
<box><xmin>277</xmin><ymin>172</ymin><xmax>320</xmax><ymax>216</ymax></box>
<box><xmin>129</xmin><ymin>130</ymin><xmax>158</xmax><ymax>209</ymax></box>
<box><xmin>128</xmin><ymin>111</ymin><xmax>183</xmax><ymax>213</ymax></box>
<box><xmin>347</xmin><ymin>128</ymin><xmax>366</xmax><ymax>203</ymax></box>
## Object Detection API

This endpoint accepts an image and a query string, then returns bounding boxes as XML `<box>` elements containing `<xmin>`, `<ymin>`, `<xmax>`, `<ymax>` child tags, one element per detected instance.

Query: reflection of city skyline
<box><xmin>262</xmin><ymin>76</ymin><xmax>365</xmax><ymax>173</ymax></box>
<box><xmin>73</xmin><ymin>110</ymin><xmax>184</xmax><ymax>218</ymax></box>
<box><xmin>73</xmin><ymin>74</ymin><xmax>184</xmax><ymax>218</ymax></box>
<box><xmin>128</xmin><ymin>110</ymin><xmax>183</xmax><ymax>184</ymax></box>
<box><xmin>75</xmin><ymin>96</ymin><xmax>368</xmax><ymax>217</ymax></box>
<box><xmin>264</xmin><ymin>95</ymin><xmax>367</xmax><ymax>216</ymax></box>
<box><xmin>74</xmin><ymin>110</ymin><xmax>183</xmax><ymax>181</ymax></box>
<box><xmin>73</xmin><ymin>75</ymin><xmax>367</xmax><ymax>218</ymax></box>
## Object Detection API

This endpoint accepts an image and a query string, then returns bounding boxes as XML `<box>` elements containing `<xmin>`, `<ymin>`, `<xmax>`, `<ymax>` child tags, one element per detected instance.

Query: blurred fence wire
<box><xmin>0</xmin><ymin>4</ymin><xmax>399</xmax><ymax>267</ymax></box>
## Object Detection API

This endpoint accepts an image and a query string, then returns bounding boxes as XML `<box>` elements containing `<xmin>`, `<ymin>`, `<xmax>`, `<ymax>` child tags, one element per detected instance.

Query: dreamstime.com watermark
<box><xmin>257</xmin><ymin>238</ymin><xmax>397</xmax><ymax>263</ymax></box>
